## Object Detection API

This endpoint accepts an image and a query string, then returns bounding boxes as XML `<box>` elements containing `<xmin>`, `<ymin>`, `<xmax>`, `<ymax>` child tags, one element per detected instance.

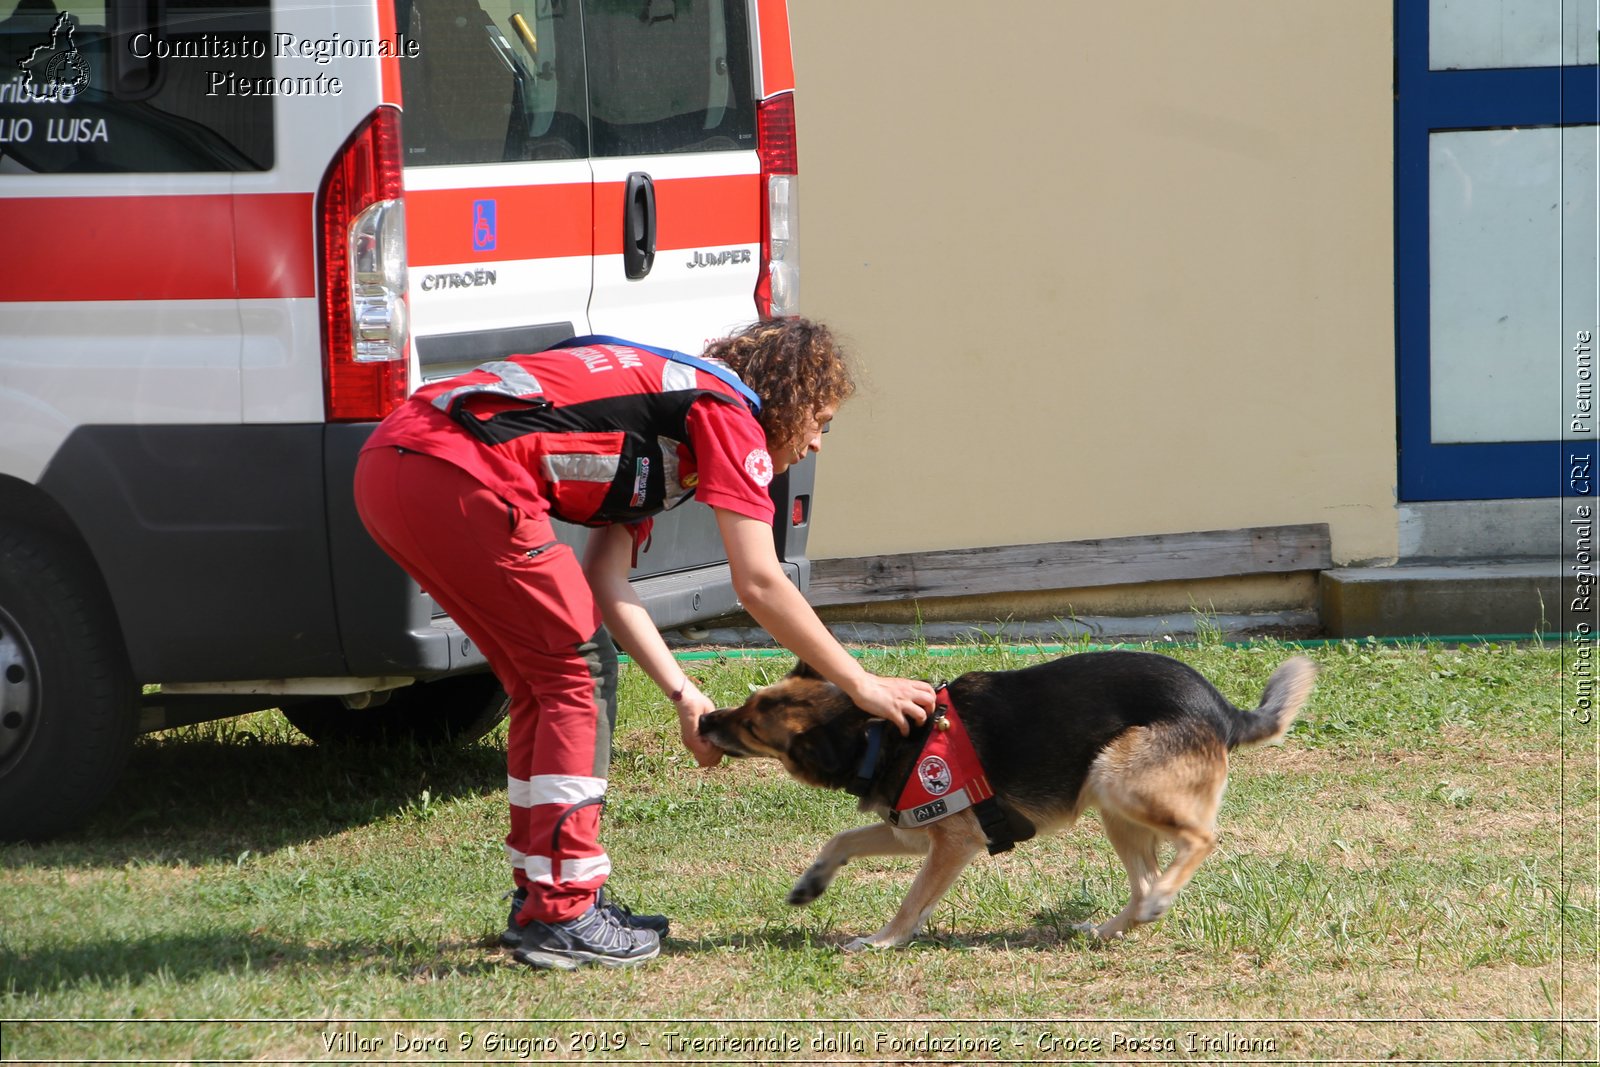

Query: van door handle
<box><xmin>624</xmin><ymin>172</ymin><xmax>656</xmax><ymax>279</ymax></box>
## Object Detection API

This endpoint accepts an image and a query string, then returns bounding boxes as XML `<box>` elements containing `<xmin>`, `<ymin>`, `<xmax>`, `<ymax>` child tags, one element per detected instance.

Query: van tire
<box><xmin>0</xmin><ymin>525</ymin><xmax>137</xmax><ymax>841</ymax></box>
<box><xmin>282</xmin><ymin>672</ymin><xmax>509</xmax><ymax>748</ymax></box>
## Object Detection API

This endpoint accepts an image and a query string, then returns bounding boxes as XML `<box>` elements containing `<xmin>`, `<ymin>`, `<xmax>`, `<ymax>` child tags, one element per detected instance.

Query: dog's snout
<box><xmin>698</xmin><ymin>708</ymin><xmax>759</xmax><ymax>758</ymax></box>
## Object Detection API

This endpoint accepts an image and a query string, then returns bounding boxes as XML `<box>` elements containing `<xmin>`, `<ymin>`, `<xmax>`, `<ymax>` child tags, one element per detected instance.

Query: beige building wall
<box><xmin>789</xmin><ymin>0</ymin><xmax>1398</xmax><ymax>569</ymax></box>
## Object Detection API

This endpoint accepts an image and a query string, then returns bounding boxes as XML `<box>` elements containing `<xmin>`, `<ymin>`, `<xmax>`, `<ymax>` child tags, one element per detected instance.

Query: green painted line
<box><xmin>616</xmin><ymin>632</ymin><xmax>1575</xmax><ymax>665</ymax></box>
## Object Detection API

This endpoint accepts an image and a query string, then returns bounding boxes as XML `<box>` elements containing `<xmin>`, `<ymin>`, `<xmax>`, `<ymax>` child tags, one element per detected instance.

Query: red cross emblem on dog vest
<box><xmin>889</xmin><ymin>688</ymin><xmax>995</xmax><ymax>828</ymax></box>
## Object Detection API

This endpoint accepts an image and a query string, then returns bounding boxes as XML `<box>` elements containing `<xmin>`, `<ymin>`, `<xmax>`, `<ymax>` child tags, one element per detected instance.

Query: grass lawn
<box><xmin>1</xmin><ymin>638</ymin><xmax>1595</xmax><ymax>1063</ymax></box>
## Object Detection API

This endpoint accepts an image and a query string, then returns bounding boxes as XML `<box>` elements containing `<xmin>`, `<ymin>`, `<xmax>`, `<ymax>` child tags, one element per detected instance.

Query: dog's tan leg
<box><xmin>1135</xmin><ymin>824</ymin><xmax>1216</xmax><ymax>924</ymax></box>
<box><xmin>1083</xmin><ymin>733</ymin><xmax>1227</xmax><ymax>935</ymax></box>
<box><xmin>843</xmin><ymin>816</ymin><xmax>984</xmax><ymax>952</ymax></box>
<box><xmin>1082</xmin><ymin>812</ymin><xmax>1161</xmax><ymax>940</ymax></box>
<box><xmin>1130</xmin><ymin>760</ymin><xmax>1225</xmax><ymax>926</ymax></box>
<box><xmin>789</xmin><ymin>821</ymin><xmax>929</xmax><ymax>906</ymax></box>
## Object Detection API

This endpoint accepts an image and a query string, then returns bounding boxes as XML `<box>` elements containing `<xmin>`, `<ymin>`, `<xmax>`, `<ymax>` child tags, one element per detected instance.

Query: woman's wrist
<box><xmin>836</xmin><ymin>664</ymin><xmax>876</xmax><ymax>704</ymax></box>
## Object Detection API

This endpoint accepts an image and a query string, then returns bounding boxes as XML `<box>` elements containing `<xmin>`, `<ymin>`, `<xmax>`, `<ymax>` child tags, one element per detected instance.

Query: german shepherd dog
<box><xmin>699</xmin><ymin>651</ymin><xmax>1315</xmax><ymax>950</ymax></box>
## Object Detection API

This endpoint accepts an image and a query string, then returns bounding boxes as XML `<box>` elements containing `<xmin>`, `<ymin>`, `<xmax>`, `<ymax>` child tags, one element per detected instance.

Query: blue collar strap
<box><xmin>848</xmin><ymin>720</ymin><xmax>887</xmax><ymax>798</ymax></box>
<box><xmin>550</xmin><ymin>334</ymin><xmax>761</xmax><ymax>414</ymax></box>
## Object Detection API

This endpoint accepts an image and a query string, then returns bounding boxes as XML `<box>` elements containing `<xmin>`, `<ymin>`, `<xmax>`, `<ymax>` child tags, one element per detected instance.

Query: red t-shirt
<box><xmin>363</xmin><ymin>345</ymin><xmax>776</xmax><ymax>527</ymax></box>
<box><xmin>680</xmin><ymin>395</ymin><xmax>777</xmax><ymax>520</ymax></box>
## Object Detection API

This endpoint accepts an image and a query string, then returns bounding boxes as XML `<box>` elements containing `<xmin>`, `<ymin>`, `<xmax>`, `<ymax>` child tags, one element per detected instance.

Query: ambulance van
<box><xmin>0</xmin><ymin>0</ymin><xmax>807</xmax><ymax>838</ymax></box>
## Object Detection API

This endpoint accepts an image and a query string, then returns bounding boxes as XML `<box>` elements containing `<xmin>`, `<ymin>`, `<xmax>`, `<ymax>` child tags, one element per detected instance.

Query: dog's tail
<box><xmin>1226</xmin><ymin>656</ymin><xmax>1317</xmax><ymax>749</ymax></box>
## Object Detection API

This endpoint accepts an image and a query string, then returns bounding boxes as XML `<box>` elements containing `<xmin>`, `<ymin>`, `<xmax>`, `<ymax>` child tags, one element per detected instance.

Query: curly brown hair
<box><xmin>703</xmin><ymin>318</ymin><xmax>855</xmax><ymax>453</ymax></box>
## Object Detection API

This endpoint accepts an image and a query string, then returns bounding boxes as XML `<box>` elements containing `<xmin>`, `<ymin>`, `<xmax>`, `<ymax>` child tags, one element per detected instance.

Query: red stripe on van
<box><xmin>0</xmin><ymin>194</ymin><xmax>314</xmax><ymax>301</ymax></box>
<box><xmin>755</xmin><ymin>0</ymin><xmax>795</xmax><ymax>96</ymax></box>
<box><xmin>235</xmin><ymin>194</ymin><xmax>319</xmax><ymax>298</ymax></box>
<box><xmin>594</xmin><ymin>174</ymin><xmax>758</xmax><ymax>256</ymax></box>
<box><xmin>406</xmin><ymin>184</ymin><xmax>592</xmax><ymax>266</ymax></box>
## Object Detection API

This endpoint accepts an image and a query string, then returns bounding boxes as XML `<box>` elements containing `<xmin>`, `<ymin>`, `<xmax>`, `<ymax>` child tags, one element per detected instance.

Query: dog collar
<box><xmin>848</xmin><ymin>719</ymin><xmax>888</xmax><ymax>798</ymax></box>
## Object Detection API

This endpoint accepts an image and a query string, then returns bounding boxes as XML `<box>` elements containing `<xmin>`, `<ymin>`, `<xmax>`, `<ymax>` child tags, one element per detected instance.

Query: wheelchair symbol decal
<box><xmin>472</xmin><ymin>199</ymin><xmax>497</xmax><ymax>253</ymax></box>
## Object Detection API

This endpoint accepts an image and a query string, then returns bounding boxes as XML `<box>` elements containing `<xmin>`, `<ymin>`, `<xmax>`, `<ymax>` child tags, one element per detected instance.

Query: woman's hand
<box><xmin>672</xmin><ymin>680</ymin><xmax>725</xmax><ymax>768</ymax></box>
<box><xmin>845</xmin><ymin>674</ymin><xmax>936</xmax><ymax>735</ymax></box>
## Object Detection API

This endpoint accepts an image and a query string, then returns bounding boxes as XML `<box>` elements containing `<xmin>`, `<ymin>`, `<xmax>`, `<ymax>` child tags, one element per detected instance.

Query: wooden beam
<box><xmin>807</xmin><ymin>524</ymin><xmax>1332</xmax><ymax>607</ymax></box>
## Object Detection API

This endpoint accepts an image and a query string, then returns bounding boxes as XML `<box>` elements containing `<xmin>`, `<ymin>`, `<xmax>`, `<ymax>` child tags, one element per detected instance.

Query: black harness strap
<box><xmin>973</xmin><ymin>792</ymin><xmax>1017</xmax><ymax>856</ymax></box>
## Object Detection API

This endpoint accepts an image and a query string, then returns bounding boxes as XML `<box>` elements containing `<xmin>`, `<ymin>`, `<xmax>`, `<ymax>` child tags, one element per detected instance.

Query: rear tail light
<box><xmin>756</xmin><ymin>92</ymin><xmax>799</xmax><ymax>317</ymax></box>
<box><xmin>319</xmin><ymin>106</ymin><xmax>409</xmax><ymax>422</ymax></box>
<box><xmin>792</xmin><ymin>495</ymin><xmax>809</xmax><ymax>527</ymax></box>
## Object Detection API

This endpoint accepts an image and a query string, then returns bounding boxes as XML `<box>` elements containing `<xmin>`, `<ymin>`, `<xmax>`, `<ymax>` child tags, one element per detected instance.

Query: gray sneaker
<box><xmin>513</xmin><ymin>901</ymin><xmax>661</xmax><ymax>970</ymax></box>
<box><xmin>502</xmin><ymin>887</ymin><xmax>668</xmax><ymax>947</ymax></box>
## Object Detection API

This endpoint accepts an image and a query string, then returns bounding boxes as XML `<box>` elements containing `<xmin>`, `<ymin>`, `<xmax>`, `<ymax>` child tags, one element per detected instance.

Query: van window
<box><xmin>0</xmin><ymin>0</ymin><xmax>273</xmax><ymax>173</ymax></box>
<box><xmin>398</xmin><ymin>0</ymin><xmax>588</xmax><ymax>165</ymax></box>
<box><xmin>583</xmin><ymin>0</ymin><xmax>754</xmax><ymax>157</ymax></box>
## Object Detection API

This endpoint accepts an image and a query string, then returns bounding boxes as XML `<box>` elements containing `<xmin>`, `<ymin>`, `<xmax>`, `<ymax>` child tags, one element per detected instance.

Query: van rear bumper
<box><xmin>36</xmin><ymin>423</ymin><xmax>782</xmax><ymax>686</ymax></box>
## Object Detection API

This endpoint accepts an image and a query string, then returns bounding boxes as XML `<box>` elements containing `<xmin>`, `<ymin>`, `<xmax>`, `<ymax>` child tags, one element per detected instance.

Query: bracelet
<box><xmin>668</xmin><ymin>681</ymin><xmax>689</xmax><ymax>703</ymax></box>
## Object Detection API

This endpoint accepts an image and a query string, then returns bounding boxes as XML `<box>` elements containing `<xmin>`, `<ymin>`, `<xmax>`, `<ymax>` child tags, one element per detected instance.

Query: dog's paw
<box><xmin>787</xmin><ymin>873</ymin><xmax>828</xmax><ymax>906</ymax></box>
<box><xmin>1072</xmin><ymin>921</ymin><xmax>1125</xmax><ymax>942</ymax></box>
<box><xmin>841</xmin><ymin>929</ymin><xmax>911</xmax><ymax>952</ymax></box>
<box><xmin>1135</xmin><ymin>896</ymin><xmax>1174</xmax><ymax>924</ymax></box>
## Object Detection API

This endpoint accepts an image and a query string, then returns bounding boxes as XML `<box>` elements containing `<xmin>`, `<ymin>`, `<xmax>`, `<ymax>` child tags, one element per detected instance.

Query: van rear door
<box><xmin>397</xmin><ymin>0</ymin><xmax>593</xmax><ymax>381</ymax></box>
<box><xmin>579</xmin><ymin>0</ymin><xmax>765</xmax><ymax>585</ymax></box>
<box><xmin>581</xmin><ymin>0</ymin><xmax>762</xmax><ymax>352</ymax></box>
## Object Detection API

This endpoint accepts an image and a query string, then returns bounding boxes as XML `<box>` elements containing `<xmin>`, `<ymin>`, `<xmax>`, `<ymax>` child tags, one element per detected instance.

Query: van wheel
<box><xmin>0</xmin><ymin>525</ymin><xmax>137</xmax><ymax>840</ymax></box>
<box><xmin>282</xmin><ymin>672</ymin><xmax>509</xmax><ymax>748</ymax></box>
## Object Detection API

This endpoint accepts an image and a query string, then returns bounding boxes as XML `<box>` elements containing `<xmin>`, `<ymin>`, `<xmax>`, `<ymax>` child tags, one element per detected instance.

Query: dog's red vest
<box><xmin>889</xmin><ymin>688</ymin><xmax>995</xmax><ymax>829</ymax></box>
<box><xmin>848</xmin><ymin>686</ymin><xmax>1017</xmax><ymax>853</ymax></box>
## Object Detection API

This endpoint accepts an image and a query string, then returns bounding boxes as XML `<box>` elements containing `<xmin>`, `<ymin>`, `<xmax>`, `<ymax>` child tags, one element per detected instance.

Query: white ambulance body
<box><xmin>0</xmin><ymin>0</ymin><xmax>807</xmax><ymax>837</ymax></box>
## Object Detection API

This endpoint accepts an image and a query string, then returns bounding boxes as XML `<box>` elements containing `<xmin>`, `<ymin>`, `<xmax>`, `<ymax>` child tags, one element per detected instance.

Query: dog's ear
<box><xmin>787</xmin><ymin>660</ymin><xmax>825</xmax><ymax>681</ymax></box>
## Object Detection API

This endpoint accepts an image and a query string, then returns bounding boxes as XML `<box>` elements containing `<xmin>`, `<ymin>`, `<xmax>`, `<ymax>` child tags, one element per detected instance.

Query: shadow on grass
<box><xmin>1</xmin><ymin>732</ymin><xmax>510</xmax><ymax>869</ymax></box>
<box><xmin>665</xmin><ymin>928</ymin><xmax>839</xmax><ymax>954</ymax></box>
<box><xmin>7</xmin><ymin>917</ymin><xmax>1116</xmax><ymax>993</ymax></box>
<box><xmin>667</xmin><ymin>901</ymin><xmax>1110</xmax><ymax>956</ymax></box>
<box><xmin>4</xmin><ymin>931</ymin><xmax>509</xmax><ymax>993</ymax></box>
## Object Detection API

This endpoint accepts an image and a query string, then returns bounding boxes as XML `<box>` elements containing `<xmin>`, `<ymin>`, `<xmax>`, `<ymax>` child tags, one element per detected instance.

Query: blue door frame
<box><xmin>1395</xmin><ymin>0</ymin><xmax>1598</xmax><ymax>500</ymax></box>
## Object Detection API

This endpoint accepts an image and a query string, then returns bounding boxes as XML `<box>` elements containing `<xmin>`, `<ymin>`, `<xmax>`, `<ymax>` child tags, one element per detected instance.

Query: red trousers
<box><xmin>354</xmin><ymin>446</ymin><xmax>615</xmax><ymax>923</ymax></box>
